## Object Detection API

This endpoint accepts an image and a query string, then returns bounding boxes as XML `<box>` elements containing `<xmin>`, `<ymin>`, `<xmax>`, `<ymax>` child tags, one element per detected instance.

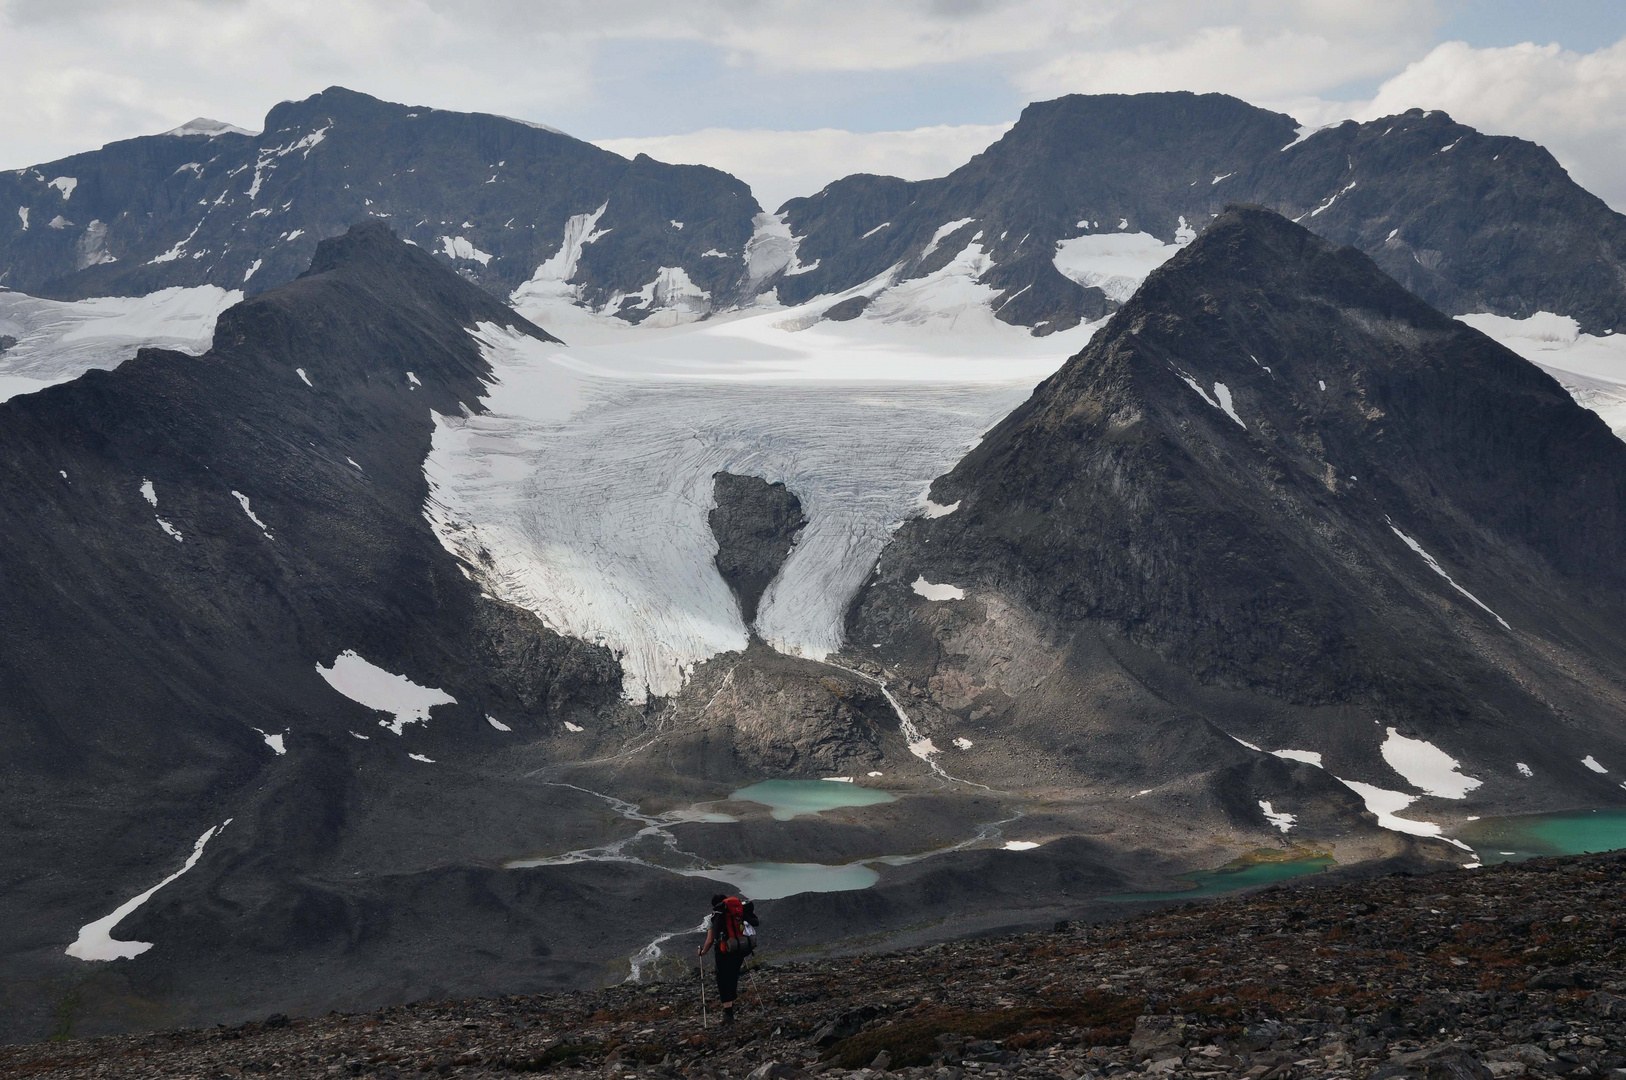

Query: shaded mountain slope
<box><xmin>0</xmin><ymin>87</ymin><xmax>758</xmax><ymax>317</ymax></box>
<box><xmin>0</xmin><ymin>222</ymin><xmax>681</xmax><ymax>1040</ymax></box>
<box><xmin>849</xmin><ymin>206</ymin><xmax>1626</xmax><ymax>824</ymax></box>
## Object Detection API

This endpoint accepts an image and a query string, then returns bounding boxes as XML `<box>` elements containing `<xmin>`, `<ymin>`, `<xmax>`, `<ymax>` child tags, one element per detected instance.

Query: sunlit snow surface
<box><xmin>0</xmin><ymin>285</ymin><xmax>239</xmax><ymax>402</ymax></box>
<box><xmin>1458</xmin><ymin>312</ymin><xmax>1626</xmax><ymax>441</ymax></box>
<box><xmin>1380</xmin><ymin>726</ymin><xmax>1482</xmax><ymax>799</ymax></box>
<box><xmin>1052</xmin><ymin>231</ymin><xmax>1186</xmax><ymax>304</ymax></box>
<box><xmin>315</xmin><ymin>650</ymin><xmax>457</xmax><ymax>735</ymax></box>
<box><xmin>66</xmin><ymin>821</ymin><xmax>229</xmax><ymax>961</ymax></box>
<box><xmin>427</xmin><ymin>292</ymin><xmax>1097</xmax><ymax>700</ymax></box>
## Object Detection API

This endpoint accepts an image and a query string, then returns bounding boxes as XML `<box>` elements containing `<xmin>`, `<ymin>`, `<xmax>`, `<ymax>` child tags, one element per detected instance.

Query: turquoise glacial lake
<box><xmin>728</xmin><ymin>779</ymin><xmax>897</xmax><ymax>821</ymax></box>
<box><xmin>1456</xmin><ymin>808</ymin><xmax>1626</xmax><ymax>864</ymax></box>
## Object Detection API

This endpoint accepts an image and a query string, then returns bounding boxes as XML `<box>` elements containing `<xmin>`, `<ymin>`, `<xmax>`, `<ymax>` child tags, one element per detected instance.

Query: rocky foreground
<box><xmin>7</xmin><ymin>851</ymin><xmax>1626</xmax><ymax>1080</ymax></box>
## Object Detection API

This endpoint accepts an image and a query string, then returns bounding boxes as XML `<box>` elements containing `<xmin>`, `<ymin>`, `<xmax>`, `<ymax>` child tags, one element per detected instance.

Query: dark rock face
<box><xmin>850</xmin><ymin>206</ymin><xmax>1626</xmax><ymax>808</ymax></box>
<box><xmin>0</xmin><ymin>86</ymin><xmax>759</xmax><ymax>313</ymax></box>
<box><xmin>779</xmin><ymin>93</ymin><xmax>1292</xmax><ymax>333</ymax></box>
<box><xmin>1233</xmin><ymin>108</ymin><xmax>1626</xmax><ymax>334</ymax></box>
<box><xmin>0</xmin><ymin>222</ymin><xmax>639</xmax><ymax>1040</ymax></box>
<box><xmin>708</xmin><ymin>472</ymin><xmax>807</xmax><ymax>627</ymax></box>
<box><xmin>776</xmin><ymin>92</ymin><xmax>1626</xmax><ymax>334</ymax></box>
<box><xmin>658</xmin><ymin>644</ymin><xmax>888</xmax><ymax>778</ymax></box>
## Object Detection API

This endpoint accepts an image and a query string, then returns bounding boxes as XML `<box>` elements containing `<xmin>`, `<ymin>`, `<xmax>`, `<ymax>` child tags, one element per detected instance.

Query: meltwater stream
<box><xmin>504</xmin><ymin>778</ymin><xmax>1025</xmax><ymax>981</ymax></box>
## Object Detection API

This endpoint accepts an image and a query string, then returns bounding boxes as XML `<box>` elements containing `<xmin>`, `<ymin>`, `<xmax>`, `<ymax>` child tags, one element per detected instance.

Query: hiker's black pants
<box><xmin>714</xmin><ymin>950</ymin><xmax>743</xmax><ymax>1004</ymax></box>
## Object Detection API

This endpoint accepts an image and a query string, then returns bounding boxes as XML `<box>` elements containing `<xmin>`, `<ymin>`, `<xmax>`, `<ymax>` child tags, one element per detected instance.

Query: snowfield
<box><xmin>0</xmin><ymin>285</ymin><xmax>240</xmax><ymax>402</ymax></box>
<box><xmin>428</xmin><ymin>277</ymin><xmax>1096</xmax><ymax>700</ymax></box>
<box><xmin>1458</xmin><ymin>312</ymin><xmax>1626</xmax><ymax>441</ymax></box>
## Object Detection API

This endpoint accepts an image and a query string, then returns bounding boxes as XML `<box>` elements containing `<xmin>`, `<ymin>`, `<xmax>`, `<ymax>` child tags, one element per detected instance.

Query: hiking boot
<box><xmin>722</xmin><ymin>1008</ymin><xmax>735</xmax><ymax>1025</ymax></box>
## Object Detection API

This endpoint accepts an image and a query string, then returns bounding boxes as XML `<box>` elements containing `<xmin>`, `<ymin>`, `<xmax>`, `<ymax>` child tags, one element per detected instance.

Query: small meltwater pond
<box><xmin>686</xmin><ymin>860</ymin><xmax>881</xmax><ymax>900</ymax></box>
<box><xmin>1455</xmin><ymin>808</ymin><xmax>1626</xmax><ymax>864</ymax></box>
<box><xmin>728</xmin><ymin>778</ymin><xmax>898</xmax><ymax>821</ymax></box>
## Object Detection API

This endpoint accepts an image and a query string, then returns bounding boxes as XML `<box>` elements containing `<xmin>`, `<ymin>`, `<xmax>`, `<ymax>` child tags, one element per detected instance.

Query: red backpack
<box><xmin>717</xmin><ymin>896</ymin><xmax>756</xmax><ymax>956</ymax></box>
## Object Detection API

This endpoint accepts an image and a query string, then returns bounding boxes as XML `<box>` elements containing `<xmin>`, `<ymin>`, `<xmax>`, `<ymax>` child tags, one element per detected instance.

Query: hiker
<box><xmin>698</xmin><ymin>893</ymin><xmax>757</xmax><ymax>1024</ymax></box>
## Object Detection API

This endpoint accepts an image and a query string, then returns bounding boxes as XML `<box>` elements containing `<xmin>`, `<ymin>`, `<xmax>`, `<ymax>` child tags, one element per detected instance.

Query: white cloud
<box><xmin>596</xmin><ymin>122</ymin><xmax>1014</xmax><ymax>212</ymax></box>
<box><xmin>1020</xmin><ymin>23</ymin><xmax>1428</xmax><ymax>103</ymax></box>
<box><xmin>1360</xmin><ymin>39</ymin><xmax>1626</xmax><ymax>210</ymax></box>
<box><xmin>3</xmin><ymin>0</ymin><xmax>1626</xmax><ymax>221</ymax></box>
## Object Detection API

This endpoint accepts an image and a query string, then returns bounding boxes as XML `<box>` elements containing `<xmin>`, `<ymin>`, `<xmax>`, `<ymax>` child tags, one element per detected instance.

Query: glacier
<box><xmin>427</xmin><ymin>284</ymin><xmax>1097</xmax><ymax>701</ymax></box>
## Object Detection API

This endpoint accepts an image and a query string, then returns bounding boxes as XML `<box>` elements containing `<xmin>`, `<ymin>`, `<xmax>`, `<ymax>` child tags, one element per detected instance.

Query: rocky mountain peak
<box><xmin>850</xmin><ymin>204</ymin><xmax>1626</xmax><ymax>823</ymax></box>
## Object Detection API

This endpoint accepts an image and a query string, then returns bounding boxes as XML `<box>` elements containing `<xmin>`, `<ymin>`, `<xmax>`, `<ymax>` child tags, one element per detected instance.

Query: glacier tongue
<box><xmin>425</xmin><ymin>306</ymin><xmax>1093</xmax><ymax>701</ymax></box>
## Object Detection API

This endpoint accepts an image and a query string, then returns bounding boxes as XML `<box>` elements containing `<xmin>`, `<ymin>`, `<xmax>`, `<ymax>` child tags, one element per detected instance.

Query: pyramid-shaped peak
<box><xmin>162</xmin><ymin>117</ymin><xmax>256</xmax><ymax>138</ymax></box>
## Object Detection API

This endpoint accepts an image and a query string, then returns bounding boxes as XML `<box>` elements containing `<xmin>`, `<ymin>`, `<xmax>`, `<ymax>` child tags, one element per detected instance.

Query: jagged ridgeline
<box><xmin>0</xmin><ymin>86</ymin><xmax>760</xmax><ymax>316</ymax></box>
<box><xmin>780</xmin><ymin>93</ymin><xmax>1626</xmax><ymax>335</ymax></box>
<box><xmin>7</xmin><ymin>88</ymin><xmax>1626</xmax><ymax>341</ymax></box>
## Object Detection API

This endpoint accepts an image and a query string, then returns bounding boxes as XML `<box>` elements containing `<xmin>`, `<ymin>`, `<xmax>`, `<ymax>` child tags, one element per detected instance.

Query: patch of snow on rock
<box><xmin>743</xmin><ymin>211</ymin><xmax>816</xmax><ymax>285</ymax></box>
<box><xmin>408</xmin><ymin>753</ymin><xmax>436</xmax><ymax>763</ymax></box>
<box><xmin>564</xmin><ymin>721</ymin><xmax>584</xmax><ymax>732</ymax></box>
<box><xmin>17</xmin><ymin>207</ymin><xmax>28</xmax><ymax>230</ymax></box>
<box><xmin>49</xmin><ymin>177</ymin><xmax>77</xmax><ymax>200</ymax></box>
<box><xmin>1380</xmin><ymin>727</ymin><xmax>1481</xmax><ymax>798</ymax></box>
<box><xmin>1273</xmin><ymin>749</ymin><xmax>1324</xmax><ymax>768</ymax></box>
<box><xmin>1336</xmin><ymin>778</ymin><xmax>1444</xmax><ymax>837</ymax></box>
<box><xmin>953</xmin><ymin>737</ymin><xmax>974</xmax><ymax>749</ymax></box>
<box><xmin>1258</xmin><ymin>800</ymin><xmax>1296</xmax><ymax>833</ymax></box>
<box><xmin>140</xmin><ymin>479</ymin><xmax>158</xmax><ymax>506</ymax></box>
<box><xmin>1516</xmin><ymin>761</ymin><xmax>1533</xmax><ymax>777</ymax></box>
<box><xmin>1583</xmin><ymin>755</ymin><xmax>1608</xmax><ymax>773</ymax></box>
<box><xmin>1052</xmin><ymin>232</ymin><xmax>1184</xmax><ymax>304</ymax></box>
<box><xmin>314</xmin><ymin>650</ymin><xmax>456</xmax><ymax>736</ymax></box>
<box><xmin>296</xmin><ymin>367</ymin><xmax>312</xmax><ymax>387</ymax></box>
<box><xmin>923</xmin><ymin>498</ymin><xmax>959</xmax><ymax>518</ymax></box>
<box><xmin>913</xmin><ymin>575</ymin><xmax>965</xmax><ymax>601</ymax></box>
<box><xmin>156</xmin><ymin>518</ymin><xmax>182</xmax><ymax>542</ymax></box>
<box><xmin>1004</xmin><ymin>840</ymin><xmax>1040</xmax><ymax>850</ymax></box>
<box><xmin>1389</xmin><ymin>522</ymin><xmax>1510</xmax><ymax>629</ymax></box>
<box><xmin>920</xmin><ymin>218</ymin><xmax>976</xmax><ymax>262</ymax></box>
<box><xmin>66</xmin><ymin>821</ymin><xmax>229</xmax><ymax>961</ymax></box>
<box><xmin>1212</xmin><ymin>382</ymin><xmax>1245</xmax><ymax>428</ymax></box>
<box><xmin>439</xmin><ymin>235</ymin><xmax>493</xmax><ymax>265</ymax></box>
<box><xmin>486</xmin><ymin>715</ymin><xmax>512</xmax><ymax>732</ymax></box>
<box><xmin>231</xmin><ymin>490</ymin><xmax>271</xmax><ymax>537</ymax></box>
<box><xmin>616</xmin><ymin>267</ymin><xmax>712</xmax><ymax>327</ymax></box>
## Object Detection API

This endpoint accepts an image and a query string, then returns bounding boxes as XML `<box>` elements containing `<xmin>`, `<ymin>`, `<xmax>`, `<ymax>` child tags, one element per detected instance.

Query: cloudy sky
<box><xmin>5</xmin><ymin>0</ymin><xmax>1626</xmax><ymax>212</ymax></box>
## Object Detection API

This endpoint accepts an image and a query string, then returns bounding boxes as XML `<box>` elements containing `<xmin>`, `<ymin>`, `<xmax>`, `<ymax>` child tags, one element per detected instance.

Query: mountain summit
<box><xmin>851</xmin><ymin>204</ymin><xmax>1626</xmax><ymax>835</ymax></box>
<box><xmin>0</xmin><ymin>87</ymin><xmax>759</xmax><ymax>321</ymax></box>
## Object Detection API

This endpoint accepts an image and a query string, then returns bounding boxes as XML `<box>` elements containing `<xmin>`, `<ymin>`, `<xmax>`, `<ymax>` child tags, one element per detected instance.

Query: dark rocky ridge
<box><xmin>0</xmin><ymin>221</ymin><xmax>697</xmax><ymax>1042</ymax></box>
<box><xmin>8</xmin><ymin>850</ymin><xmax>1626</xmax><ymax>1078</ymax></box>
<box><xmin>0</xmin><ymin>87</ymin><xmax>759</xmax><ymax>312</ymax></box>
<box><xmin>709</xmin><ymin>473</ymin><xmax>808</xmax><ymax>627</ymax></box>
<box><xmin>777</xmin><ymin>93</ymin><xmax>1626</xmax><ymax>335</ymax></box>
<box><xmin>849</xmin><ymin>205</ymin><xmax>1626</xmax><ymax>820</ymax></box>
